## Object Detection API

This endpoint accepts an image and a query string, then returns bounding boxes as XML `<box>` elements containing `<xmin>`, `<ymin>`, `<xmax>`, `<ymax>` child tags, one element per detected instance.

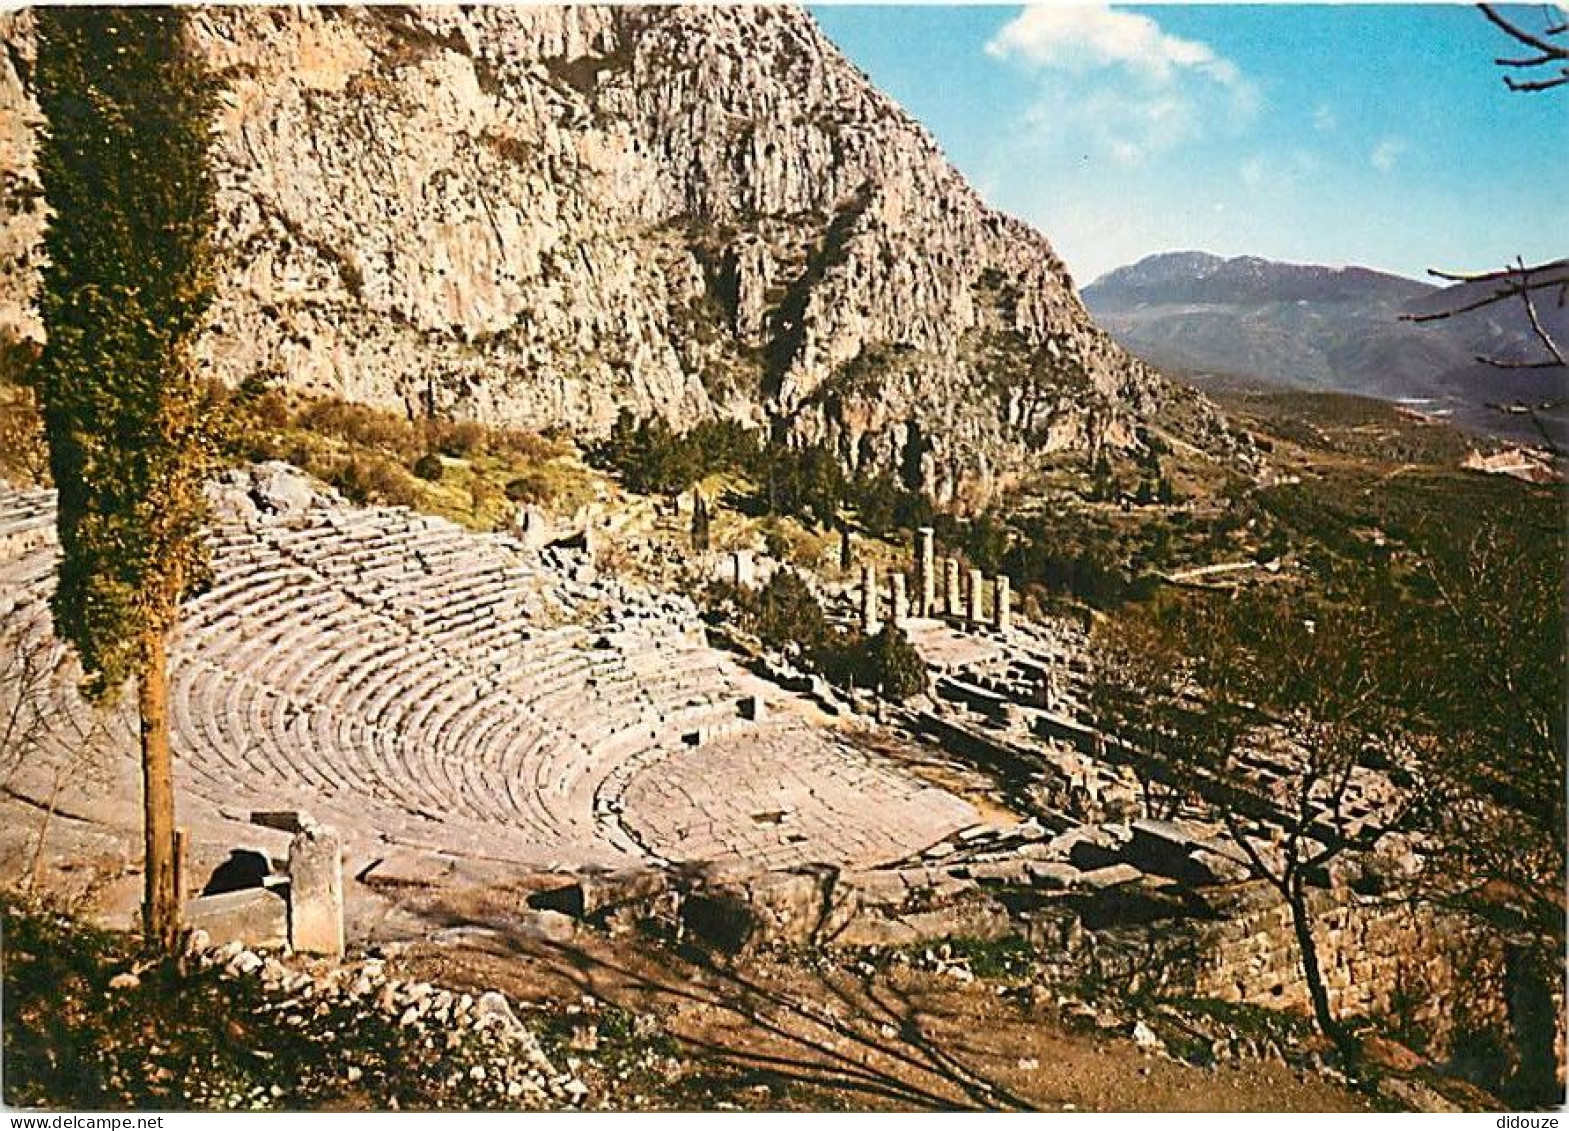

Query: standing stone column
<box><xmin>890</xmin><ymin>572</ymin><xmax>909</xmax><ymax>626</ymax></box>
<box><xmin>914</xmin><ymin>527</ymin><xmax>936</xmax><ymax>616</ymax></box>
<box><xmin>860</xmin><ymin>562</ymin><xmax>880</xmax><ymax>635</ymax></box>
<box><xmin>967</xmin><ymin>568</ymin><xmax>985</xmax><ymax>623</ymax></box>
<box><xmin>287</xmin><ymin>823</ymin><xmax>344</xmax><ymax>958</ymax></box>
<box><xmin>992</xmin><ymin>574</ymin><xmax>1012</xmax><ymax>633</ymax></box>
<box><xmin>731</xmin><ymin>550</ymin><xmax>755</xmax><ymax>588</ymax></box>
<box><xmin>943</xmin><ymin>558</ymin><xmax>962</xmax><ymax>617</ymax></box>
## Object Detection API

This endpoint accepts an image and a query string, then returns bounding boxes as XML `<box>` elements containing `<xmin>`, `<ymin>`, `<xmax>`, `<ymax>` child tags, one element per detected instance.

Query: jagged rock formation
<box><xmin>0</xmin><ymin>6</ymin><xmax>1232</xmax><ymax>500</ymax></box>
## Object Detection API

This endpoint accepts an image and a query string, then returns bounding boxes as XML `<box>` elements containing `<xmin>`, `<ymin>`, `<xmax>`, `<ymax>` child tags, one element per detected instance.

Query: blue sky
<box><xmin>811</xmin><ymin>5</ymin><xmax>1568</xmax><ymax>287</ymax></box>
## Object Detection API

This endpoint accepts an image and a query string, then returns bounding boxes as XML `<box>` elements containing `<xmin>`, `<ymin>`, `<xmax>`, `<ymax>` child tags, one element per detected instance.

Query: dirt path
<box><xmin>399</xmin><ymin>918</ymin><xmax>1373</xmax><ymax>1112</ymax></box>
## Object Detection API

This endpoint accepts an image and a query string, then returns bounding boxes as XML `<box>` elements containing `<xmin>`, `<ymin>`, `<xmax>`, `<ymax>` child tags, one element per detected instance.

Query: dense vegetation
<box><xmin>711</xmin><ymin>570</ymin><xmax>928</xmax><ymax>701</ymax></box>
<box><xmin>0</xmin><ymin>336</ymin><xmax>596</xmax><ymax>534</ymax></box>
<box><xmin>594</xmin><ymin>409</ymin><xmax>931</xmax><ymax>537</ymax></box>
<box><xmin>227</xmin><ymin>377</ymin><xmax>591</xmax><ymax>527</ymax></box>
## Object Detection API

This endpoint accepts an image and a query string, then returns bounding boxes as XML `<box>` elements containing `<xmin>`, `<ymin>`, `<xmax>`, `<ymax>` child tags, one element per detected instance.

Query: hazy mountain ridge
<box><xmin>1084</xmin><ymin>251</ymin><xmax>1568</xmax><ymax>441</ymax></box>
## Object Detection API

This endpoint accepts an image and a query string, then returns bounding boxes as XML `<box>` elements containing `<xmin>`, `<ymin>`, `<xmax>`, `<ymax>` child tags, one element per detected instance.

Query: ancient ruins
<box><xmin>0</xmin><ymin>461</ymin><xmax>1507</xmax><ymax>1056</ymax></box>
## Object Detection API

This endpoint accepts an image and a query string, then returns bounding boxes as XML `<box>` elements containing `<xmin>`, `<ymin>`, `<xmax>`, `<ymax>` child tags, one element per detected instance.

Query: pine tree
<box><xmin>690</xmin><ymin>489</ymin><xmax>710</xmax><ymax>551</ymax></box>
<box><xmin>32</xmin><ymin>8</ymin><xmax>220</xmax><ymax>950</ymax></box>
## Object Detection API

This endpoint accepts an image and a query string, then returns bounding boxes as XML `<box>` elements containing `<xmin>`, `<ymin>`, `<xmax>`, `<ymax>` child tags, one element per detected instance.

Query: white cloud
<box><xmin>987</xmin><ymin>4</ymin><xmax>1248</xmax><ymax>94</ymax></box>
<box><xmin>986</xmin><ymin>4</ymin><xmax>1258</xmax><ymax>167</ymax></box>
<box><xmin>1021</xmin><ymin>85</ymin><xmax>1207</xmax><ymax>165</ymax></box>
<box><xmin>1370</xmin><ymin>137</ymin><xmax>1407</xmax><ymax>172</ymax></box>
<box><xmin>1312</xmin><ymin>104</ymin><xmax>1337</xmax><ymax>133</ymax></box>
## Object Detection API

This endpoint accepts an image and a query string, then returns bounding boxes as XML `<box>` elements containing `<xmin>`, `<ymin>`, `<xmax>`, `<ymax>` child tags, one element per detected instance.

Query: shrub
<box><xmin>493</xmin><ymin>427</ymin><xmax>562</xmax><ymax>463</ymax></box>
<box><xmin>329</xmin><ymin>456</ymin><xmax>417</xmax><ymax>508</ymax></box>
<box><xmin>504</xmin><ymin>470</ymin><xmax>553</xmax><ymax>504</ymax></box>
<box><xmin>412</xmin><ymin>452</ymin><xmax>444</xmax><ymax>481</ymax></box>
<box><xmin>300</xmin><ymin>398</ymin><xmax>417</xmax><ymax>458</ymax></box>
<box><xmin>430</xmin><ymin>419</ymin><xmax>486</xmax><ymax>459</ymax></box>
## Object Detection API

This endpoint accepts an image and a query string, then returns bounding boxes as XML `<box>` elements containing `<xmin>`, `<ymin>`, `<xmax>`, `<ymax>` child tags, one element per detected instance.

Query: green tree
<box><xmin>748</xmin><ymin>569</ymin><xmax>829</xmax><ymax>657</ymax></box>
<box><xmin>865</xmin><ymin>623</ymin><xmax>928</xmax><ymax>702</ymax></box>
<box><xmin>32</xmin><ymin>8</ymin><xmax>220</xmax><ymax>949</ymax></box>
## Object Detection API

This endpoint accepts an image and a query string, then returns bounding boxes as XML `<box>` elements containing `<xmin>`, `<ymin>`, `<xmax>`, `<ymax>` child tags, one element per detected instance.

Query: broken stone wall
<box><xmin>1028</xmin><ymin>878</ymin><xmax>1562</xmax><ymax>1086</ymax></box>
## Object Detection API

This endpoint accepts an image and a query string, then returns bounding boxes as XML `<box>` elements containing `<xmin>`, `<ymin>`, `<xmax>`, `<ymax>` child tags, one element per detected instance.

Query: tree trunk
<box><xmin>139</xmin><ymin>628</ymin><xmax>180</xmax><ymax>950</ymax></box>
<box><xmin>1287</xmin><ymin>872</ymin><xmax>1353</xmax><ymax>1062</ymax></box>
<box><xmin>25</xmin><ymin>767</ymin><xmax>65</xmax><ymax>892</ymax></box>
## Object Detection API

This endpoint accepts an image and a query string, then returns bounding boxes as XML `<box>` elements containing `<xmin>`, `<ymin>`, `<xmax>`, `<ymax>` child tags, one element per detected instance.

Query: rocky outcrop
<box><xmin>0</xmin><ymin>6</ymin><xmax>1235</xmax><ymax>500</ymax></box>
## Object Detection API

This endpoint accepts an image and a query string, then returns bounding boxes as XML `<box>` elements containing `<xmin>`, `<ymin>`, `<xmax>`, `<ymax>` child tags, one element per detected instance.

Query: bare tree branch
<box><xmin>1516</xmin><ymin>262</ymin><xmax>1569</xmax><ymax>366</ymax></box>
<box><xmin>1479</xmin><ymin>3</ymin><xmax>1569</xmax><ymax>89</ymax></box>
<box><xmin>1404</xmin><ymin>258</ymin><xmax>1569</xmax><ymax>323</ymax></box>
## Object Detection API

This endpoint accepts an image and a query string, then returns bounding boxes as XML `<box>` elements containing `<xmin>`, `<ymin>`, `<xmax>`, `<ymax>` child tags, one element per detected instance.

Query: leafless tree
<box><xmin>1087</xmin><ymin>611</ymin><xmax>1196</xmax><ymax>819</ymax></box>
<box><xmin>1403</xmin><ymin>525</ymin><xmax>1564</xmax><ymax>974</ymax></box>
<box><xmin>1</xmin><ymin>600</ymin><xmax>117</xmax><ymax>892</ymax></box>
<box><xmin>1091</xmin><ymin>592</ymin><xmax>1428</xmax><ymax>1063</ymax></box>
<box><xmin>1178</xmin><ymin>595</ymin><xmax>1427</xmax><ymax>1063</ymax></box>
<box><xmin>1404</xmin><ymin>6</ymin><xmax>1567</xmax><ymax>452</ymax></box>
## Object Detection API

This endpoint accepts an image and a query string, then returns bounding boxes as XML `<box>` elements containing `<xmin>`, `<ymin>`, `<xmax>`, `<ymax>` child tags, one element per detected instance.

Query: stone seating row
<box><xmin>0</xmin><ymin>480</ymin><xmax>978</xmax><ymax>873</ymax></box>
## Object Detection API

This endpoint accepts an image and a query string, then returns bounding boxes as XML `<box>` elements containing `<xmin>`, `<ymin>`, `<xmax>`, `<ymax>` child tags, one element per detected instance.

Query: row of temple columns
<box><xmin>860</xmin><ymin>526</ymin><xmax>1012</xmax><ymax>636</ymax></box>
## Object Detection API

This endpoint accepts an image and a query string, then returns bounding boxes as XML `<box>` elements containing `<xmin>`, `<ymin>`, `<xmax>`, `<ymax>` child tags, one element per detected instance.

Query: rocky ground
<box><xmin>1</xmin><ymin>896</ymin><xmax>578</xmax><ymax>1111</ymax></box>
<box><xmin>5</xmin><ymin>893</ymin><xmax>1401</xmax><ymax>1113</ymax></box>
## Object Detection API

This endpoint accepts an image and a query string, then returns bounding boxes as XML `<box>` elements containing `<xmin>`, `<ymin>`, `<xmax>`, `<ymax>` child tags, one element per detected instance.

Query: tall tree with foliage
<box><xmin>32</xmin><ymin>8</ymin><xmax>220</xmax><ymax>949</ymax></box>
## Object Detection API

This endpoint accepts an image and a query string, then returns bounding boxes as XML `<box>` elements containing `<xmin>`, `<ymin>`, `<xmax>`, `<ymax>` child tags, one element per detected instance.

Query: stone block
<box><xmin>1078</xmin><ymin>863</ymin><xmax>1145</xmax><ymax>890</ymax></box>
<box><xmin>185</xmin><ymin>888</ymin><xmax>288</xmax><ymax>951</ymax></box>
<box><xmin>1026</xmin><ymin>861</ymin><xmax>1083</xmax><ymax>890</ymax></box>
<box><xmin>528</xmin><ymin>868</ymin><xmax>669</xmax><ymax>920</ymax></box>
<box><xmin>679</xmin><ymin>865</ymin><xmax>855</xmax><ymax>952</ymax></box>
<box><xmin>288</xmin><ymin>824</ymin><xmax>344</xmax><ymax>958</ymax></box>
<box><xmin>747</xmin><ymin>867</ymin><xmax>847</xmax><ymax>946</ymax></box>
<box><xmin>834</xmin><ymin>914</ymin><xmax>922</xmax><ymax>948</ymax></box>
<box><xmin>896</xmin><ymin>899</ymin><xmax>1014</xmax><ymax>943</ymax></box>
<box><xmin>843</xmin><ymin>869</ymin><xmax>908</xmax><ymax>908</ymax></box>
<box><xmin>251</xmin><ymin>810</ymin><xmax>315</xmax><ymax>835</ymax></box>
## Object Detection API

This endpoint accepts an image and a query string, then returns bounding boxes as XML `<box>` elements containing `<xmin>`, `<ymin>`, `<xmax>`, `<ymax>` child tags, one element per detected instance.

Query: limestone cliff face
<box><xmin>0</xmin><ymin>6</ymin><xmax>1235</xmax><ymax>502</ymax></box>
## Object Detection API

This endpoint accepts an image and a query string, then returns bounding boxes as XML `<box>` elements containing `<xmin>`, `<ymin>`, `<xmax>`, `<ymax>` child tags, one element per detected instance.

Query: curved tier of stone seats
<box><xmin>0</xmin><ymin>477</ymin><xmax>979</xmax><ymax>872</ymax></box>
<box><xmin>615</xmin><ymin>720</ymin><xmax>979</xmax><ymax>870</ymax></box>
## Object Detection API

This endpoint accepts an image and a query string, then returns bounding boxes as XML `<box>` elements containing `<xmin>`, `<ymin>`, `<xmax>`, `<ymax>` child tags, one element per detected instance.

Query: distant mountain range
<box><xmin>1083</xmin><ymin>251</ymin><xmax>1569</xmax><ymax>445</ymax></box>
